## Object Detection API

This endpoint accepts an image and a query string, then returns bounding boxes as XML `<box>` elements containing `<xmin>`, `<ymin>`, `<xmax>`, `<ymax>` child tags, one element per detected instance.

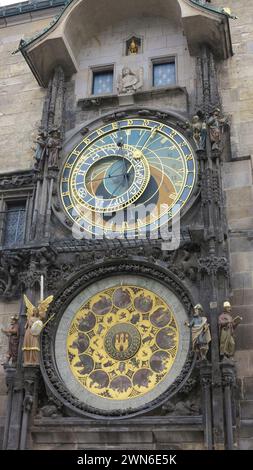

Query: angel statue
<box><xmin>22</xmin><ymin>294</ymin><xmax>54</xmax><ymax>366</ymax></box>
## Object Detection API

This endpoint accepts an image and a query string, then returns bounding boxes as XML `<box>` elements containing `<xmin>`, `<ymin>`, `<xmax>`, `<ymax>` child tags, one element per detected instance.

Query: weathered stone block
<box><xmin>236</xmin><ymin>324</ymin><xmax>253</xmax><ymax>351</ymax></box>
<box><xmin>240</xmin><ymin>401</ymin><xmax>253</xmax><ymax>419</ymax></box>
<box><xmin>231</xmin><ymin>272</ymin><xmax>253</xmax><ymax>290</ymax></box>
<box><xmin>244</xmin><ymin>377</ymin><xmax>253</xmax><ymax>400</ymax></box>
<box><xmin>235</xmin><ymin>351</ymin><xmax>253</xmax><ymax>378</ymax></box>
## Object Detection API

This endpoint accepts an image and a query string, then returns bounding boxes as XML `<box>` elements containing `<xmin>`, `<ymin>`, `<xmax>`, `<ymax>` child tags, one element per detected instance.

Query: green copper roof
<box><xmin>190</xmin><ymin>0</ymin><xmax>237</xmax><ymax>18</ymax></box>
<box><xmin>0</xmin><ymin>0</ymin><xmax>68</xmax><ymax>18</ymax></box>
<box><xmin>14</xmin><ymin>0</ymin><xmax>236</xmax><ymax>53</ymax></box>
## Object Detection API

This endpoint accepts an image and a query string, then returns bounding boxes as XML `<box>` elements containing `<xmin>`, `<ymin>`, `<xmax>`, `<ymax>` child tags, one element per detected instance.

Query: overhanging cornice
<box><xmin>15</xmin><ymin>0</ymin><xmax>235</xmax><ymax>87</ymax></box>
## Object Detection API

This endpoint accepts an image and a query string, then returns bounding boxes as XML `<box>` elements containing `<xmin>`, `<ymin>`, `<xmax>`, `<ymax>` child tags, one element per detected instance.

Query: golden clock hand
<box><xmin>140</xmin><ymin>127</ymin><xmax>158</xmax><ymax>151</ymax></box>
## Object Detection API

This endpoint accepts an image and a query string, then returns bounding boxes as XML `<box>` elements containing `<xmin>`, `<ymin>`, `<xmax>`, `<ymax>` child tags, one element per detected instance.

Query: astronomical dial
<box><xmin>60</xmin><ymin>118</ymin><xmax>196</xmax><ymax>237</ymax></box>
<box><xmin>67</xmin><ymin>286</ymin><xmax>179</xmax><ymax>401</ymax></box>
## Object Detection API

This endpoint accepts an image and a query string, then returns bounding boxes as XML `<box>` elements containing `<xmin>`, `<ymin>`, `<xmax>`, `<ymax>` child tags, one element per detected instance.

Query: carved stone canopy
<box><xmin>18</xmin><ymin>0</ymin><xmax>233</xmax><ymax>87</ymax></box>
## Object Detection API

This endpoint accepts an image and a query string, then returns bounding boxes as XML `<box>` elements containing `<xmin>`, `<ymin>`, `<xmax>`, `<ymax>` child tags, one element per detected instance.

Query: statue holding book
<box><xmin>218</xmin><ymin>301</ymin><xmax>242</xmax><ymax>359</ymax></box>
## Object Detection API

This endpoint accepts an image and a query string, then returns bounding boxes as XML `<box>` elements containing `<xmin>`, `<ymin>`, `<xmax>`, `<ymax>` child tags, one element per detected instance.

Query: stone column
<box><xmin>2</xmin><ymin>365</ymin><xmax>24</xmax><ymax>449</ymax></box>
<box><xmin>20</xmin><ymin>366</ymin><xmax>40</xmax><ymax>450</ymax></box>
<box><xmin>200</xmin><ymin>362</ymin><xmax>213</xmax><ymax>449</ymax></box>
<box><xmin>221</xmin><ymin>361</ymin><xmax>236</xmax><ymax>450</ymax></box>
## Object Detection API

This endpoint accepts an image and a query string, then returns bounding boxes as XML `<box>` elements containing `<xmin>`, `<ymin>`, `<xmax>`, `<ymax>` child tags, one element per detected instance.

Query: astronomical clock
<box><xmin>44</xmin><ymin>115</ymin><xmax>197</xmax><ymax>418</ymax></box>
<box><xmin>60</xmin><ymin>118</ymin><xmax>196</xmax><ymax>237</ymax></box>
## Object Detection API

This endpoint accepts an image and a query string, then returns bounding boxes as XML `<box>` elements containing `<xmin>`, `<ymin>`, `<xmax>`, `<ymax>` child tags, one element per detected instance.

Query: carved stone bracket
<box><xmin>221</xmin><ymin>361</ymin><xmax>236</xmax><ymax>389</ymax></box>
<box><xmin>0</xmin><ymin>246</ymin><xmax>57</xmax><ymax>298</ymax></box>
<box><xmin>0</xmin><ymin>238</ymin><xmax>201</xmax><ymax>299</ymax></box>
<box><xmin>0</xmin><ymin>171</ymin><xmax>35</xmax><ymax>191</ymax></box>
<box><xmin>198</xmin><ymin>256</ymin><xmax>229</xmax><ymax>277</ymax></box>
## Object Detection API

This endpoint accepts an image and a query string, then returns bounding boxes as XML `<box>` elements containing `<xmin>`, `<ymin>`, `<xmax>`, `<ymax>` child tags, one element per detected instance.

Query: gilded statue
<box><xmin>128</xmin><ymin>38</ymin><xmax>138</xmax><ymax>54</ymax></box>
<box><xmin>218</xmin><ymin>301</ymin><xmax>242</xmax><ymax>359</ymax></box>
<box><xmin>22</xmin><ymin>294</ymin><xmax>54</xmax><ymax>366</ymax></box>
<box><xmin>1</xmin><ymin>315</ymin><xmax>19</xmax><ymax>366</ymax></box>
<box><xmin>185</xmin><ymin>304</ymin><xmax>211</xmax><ymax>360</ymax></box>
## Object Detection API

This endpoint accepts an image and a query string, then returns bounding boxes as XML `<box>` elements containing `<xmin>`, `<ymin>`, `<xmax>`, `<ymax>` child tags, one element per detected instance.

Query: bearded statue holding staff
<box><xmin>22</xmin><ymin>295</ymin><xmax>54</xmax><ymax>366</ymax></box>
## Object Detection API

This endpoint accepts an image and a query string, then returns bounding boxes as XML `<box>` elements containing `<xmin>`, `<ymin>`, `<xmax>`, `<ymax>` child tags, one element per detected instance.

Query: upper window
<box><xmin>3</xmin><ymin>201</ymin><xmax>26</xmax><ymax>247</ymax></box>
<box><xmin>92</xmin><ymin>70</ymin><xmax>114</xmax><ymax>95</ymax></box>
<box><xmin>153</xmin><ymin>60</ymin><xmax>176</xmax><ymax>88</ymax></box>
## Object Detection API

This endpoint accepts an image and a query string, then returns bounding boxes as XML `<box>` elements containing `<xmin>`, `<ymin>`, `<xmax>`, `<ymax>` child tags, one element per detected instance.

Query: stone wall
<box><xmin>213</xmin><ymin>0</ymin><xmax>253</xmax><ymax>448</ymax></box>
<box><xmin>0</xmin><ymin>17</ymin><xmax>51</xmax><ymax>172</ymax></box>
<box><xmin>212</xmin><ymin>0</ymin><xmax>253</xmax><ymax>159</ymax></box>
<box><xmin>0</xmin><ymin>300</ymin><xmax>19</xmax><ymax>448</ymax></box>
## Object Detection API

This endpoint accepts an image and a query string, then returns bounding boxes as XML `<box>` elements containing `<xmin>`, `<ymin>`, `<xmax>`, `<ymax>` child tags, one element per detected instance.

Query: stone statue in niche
<box><xmin>117</xmin><ymin>67</ymin><xmax>143</xmax><ymax>95</ymax></box>
<box><xmin>185</xmin><ymin>304</ymin><xmax>211</xmax><ymax>360</ymax></box>
<box><xmin>207</xmin><ymin>107</ymin><xmax>228</xmax><ymax>151</ymax></box>
<box><xmin>47</xmin><ymin>127</ymin><xmax>62</xmax><ymax>168</ymax></box>
<box><xmin>33</xmin><ymin>128</ymin><xmax>48</xmax><ymax>170</ymax></box>
<box><xmin>1</xmin><ymin>315</ymin><xmax>19</xmax><ymax>366</ymax></box>
<box><xmin>191</xmin><ymin>112</ymin><xmax>207</xmax><ymax>150</ymax></box>
<box><xmin>218</xmin><ymin>301</ymin><xmax>242</xmax><ymax>359</ymax></box>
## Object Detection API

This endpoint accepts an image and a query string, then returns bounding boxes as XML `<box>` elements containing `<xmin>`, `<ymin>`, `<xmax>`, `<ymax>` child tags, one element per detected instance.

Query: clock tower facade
<box><xmin>0</xmin><ymin>0</ymin><xmax>252</xmax><ymax>451</ymax></box>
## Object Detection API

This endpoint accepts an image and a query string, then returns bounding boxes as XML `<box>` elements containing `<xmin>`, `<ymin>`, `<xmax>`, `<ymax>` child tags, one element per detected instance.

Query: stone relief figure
<box><xmin>185</xmin><ymin>304</ymin><xmax>211</xmax><ymax>360</ymax></box>
<box><xmin>47</xmin><ymin>128</ymin><xmax>62</xmax><ymax>168</ymax></box>
<box><xmin>117</xmin><ymin>67</ymin><xmax>143</xmax><ymax>95</ymax></box>
<box><xmin>38</xmin><ymin>398</ymin><xmax>62</xmax><ymax>419</ymax></box>
<box><xmin>162</xmin><ymin>399</ymin><xmax>200</xmax><ymax>416</ymax></box>
<box><xmin>1</xmin><ymin>315</ymin><xmax>19</xmax><ymax>366</ymax></box>
<box><xmin>22</xmin><ymin>294</ymin><xmax>54</xmax><ymax>366</ymax></box>
<box><xmin>207</xmin><ymin>107</ymin><xmax>228</xmax><ymax>151</ymax></box>
<box><xmin>191</xmin><ymin>112</ymin><xmax>207</xmax><ymax>150</ymax></box>
<box><xmin>33</xmin><ymin>128</ymin><xmax>48</xmax><ymax>170</ymax></box>
<box><xmin>218</xmin><ymin>301</ymin><xmax>242</xmax><ymax>359</ymax></box>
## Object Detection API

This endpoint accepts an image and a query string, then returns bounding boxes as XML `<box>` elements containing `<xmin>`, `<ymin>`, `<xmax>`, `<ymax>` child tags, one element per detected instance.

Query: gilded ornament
<box><xmin>67</xmin><ymin>286</ymin><xmax>179</xmax><ymax>400</ymax></box>
<box><xmin>22</xmin><ymin>294</ymin><xmax>54</xmax><ymax>366</ymax></box>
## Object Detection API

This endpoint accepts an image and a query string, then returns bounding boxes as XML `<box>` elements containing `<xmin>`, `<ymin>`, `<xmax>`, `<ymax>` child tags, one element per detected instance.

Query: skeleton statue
<box><xmin>191</xmin><ymin>113</ymin><xmax>207</xmax><ymax>150</ymax></box>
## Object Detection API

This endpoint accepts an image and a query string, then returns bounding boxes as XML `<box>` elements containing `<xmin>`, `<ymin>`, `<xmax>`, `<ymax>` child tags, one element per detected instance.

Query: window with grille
<box><xmin>3</xmin><ymin>202</ymin><xmax>26</xmax><ymax>247</ymax></box>
<box><xmin>153</xmin><ymin>60</ymin><xmax>176</xmax><ymax>88</ymax></box>
<box><xmin>92</xmin><ymin>70</ymin><xmax>114</xmax><ymax>95</ymax></box>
